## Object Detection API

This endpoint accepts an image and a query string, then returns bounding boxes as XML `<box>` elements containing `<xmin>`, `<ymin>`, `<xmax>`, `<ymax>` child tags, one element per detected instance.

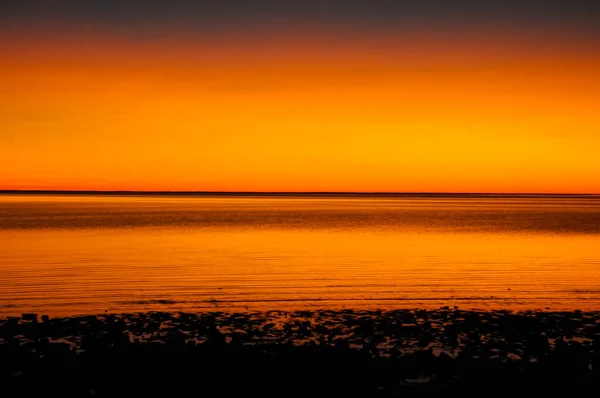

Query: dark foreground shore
<box><xmin>2</xmin><ymin>309</ymin><xmax>600</xmax><ymax>396</ymax></box>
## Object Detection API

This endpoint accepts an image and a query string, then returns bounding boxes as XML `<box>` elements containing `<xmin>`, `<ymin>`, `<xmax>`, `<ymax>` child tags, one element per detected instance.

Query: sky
<box><xmin>1</xmin><ymin>1</ymin><xmax>599</xmax><ymax>193</ymax></box>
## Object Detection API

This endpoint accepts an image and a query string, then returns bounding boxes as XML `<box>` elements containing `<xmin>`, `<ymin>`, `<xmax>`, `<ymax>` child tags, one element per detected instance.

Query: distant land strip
<box><xmin>0</xmin><ymin>190</ymin><xmax>599</xmax><ymax>198</ymax></box>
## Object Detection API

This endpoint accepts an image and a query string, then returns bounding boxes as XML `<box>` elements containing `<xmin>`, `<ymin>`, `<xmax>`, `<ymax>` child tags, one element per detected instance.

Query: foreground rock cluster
<box><xmin>2</xmin><ymin>309</ymin><xmax>600</xmax><ymax>396</ymax></box>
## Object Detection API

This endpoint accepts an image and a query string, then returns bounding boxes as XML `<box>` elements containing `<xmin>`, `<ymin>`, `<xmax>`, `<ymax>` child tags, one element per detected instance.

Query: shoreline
<box><xmin>4</xmin><ymin>302</ymin><xmax>600</xmax><ymax>319</ymax></box>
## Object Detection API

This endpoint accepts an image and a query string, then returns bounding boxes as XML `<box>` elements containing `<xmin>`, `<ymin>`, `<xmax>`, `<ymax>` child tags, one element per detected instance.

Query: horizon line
<box><xmin>0</xmin><ymin>190</ymin><xmax>599</xmax><ymax>197</ymax></box>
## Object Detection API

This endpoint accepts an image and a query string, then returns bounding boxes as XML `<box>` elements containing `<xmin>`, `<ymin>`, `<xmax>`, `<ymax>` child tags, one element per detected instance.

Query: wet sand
<box><xmin>2</xmin><ymin>308</ymin><xmax>600</xmax><ymax>396</ymax></box>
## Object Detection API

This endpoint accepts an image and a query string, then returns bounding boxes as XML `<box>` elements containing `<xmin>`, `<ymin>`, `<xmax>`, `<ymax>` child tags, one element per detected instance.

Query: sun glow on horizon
<box><xmin>1</xmin><ymin>23</ymin><xmax>599</xmax><ymax>194</ymax></box>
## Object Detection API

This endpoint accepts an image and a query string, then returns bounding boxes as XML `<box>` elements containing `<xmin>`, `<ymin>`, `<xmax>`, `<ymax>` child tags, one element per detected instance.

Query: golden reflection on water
<box><xmin>0</xmin><ymin>195</ymin><xmax>599</xmax><ymax>316</ymax></box>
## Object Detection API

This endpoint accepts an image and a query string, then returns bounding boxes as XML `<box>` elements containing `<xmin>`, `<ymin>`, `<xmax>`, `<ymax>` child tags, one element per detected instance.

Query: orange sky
<box><xmin>1</xmin><ymin>24</ymin><xmax>599</xmax><ymax>193</ymax></box>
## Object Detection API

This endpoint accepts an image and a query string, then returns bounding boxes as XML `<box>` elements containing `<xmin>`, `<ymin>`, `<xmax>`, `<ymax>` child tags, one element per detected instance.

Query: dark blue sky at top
<box><xmin>2</xmin><ymin>0</ymin><xmax>600</xmax><ymax>32</ymax></box>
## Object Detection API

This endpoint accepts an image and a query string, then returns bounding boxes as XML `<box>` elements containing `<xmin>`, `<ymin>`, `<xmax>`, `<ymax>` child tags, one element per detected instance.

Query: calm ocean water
<box><xmin>0</xmin><ymin>194</ymin><xmax>599</xmax><ymax>316</ymax></box>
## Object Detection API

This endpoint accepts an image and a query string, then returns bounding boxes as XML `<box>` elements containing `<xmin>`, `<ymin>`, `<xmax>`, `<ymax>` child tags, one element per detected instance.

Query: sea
<box><xmin>1</xmin><ymin>194</ymin><xmax>599</xmax><ymax>316</ymax></box>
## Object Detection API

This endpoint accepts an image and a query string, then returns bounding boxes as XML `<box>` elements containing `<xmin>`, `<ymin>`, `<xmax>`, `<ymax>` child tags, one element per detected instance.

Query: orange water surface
<box><xmin>0</xmin><ymin>194</ymin><xmax>599</xmax><ymax>316</ymax></box>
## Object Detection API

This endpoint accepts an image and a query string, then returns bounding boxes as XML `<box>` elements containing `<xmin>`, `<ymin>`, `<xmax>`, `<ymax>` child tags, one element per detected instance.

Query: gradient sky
<box><xmin>1</xmin><ymin>1</ymin><xmax>599</xmax><ymax>193</ymax></box>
